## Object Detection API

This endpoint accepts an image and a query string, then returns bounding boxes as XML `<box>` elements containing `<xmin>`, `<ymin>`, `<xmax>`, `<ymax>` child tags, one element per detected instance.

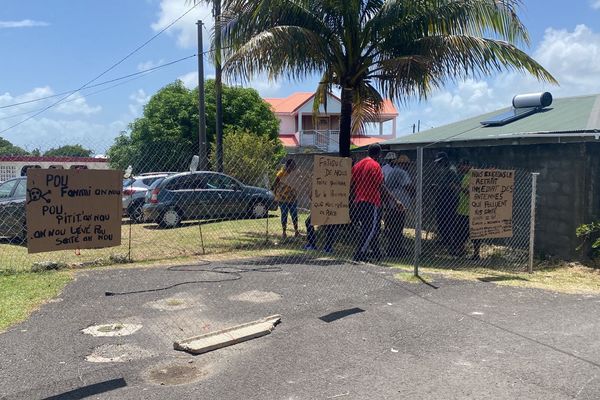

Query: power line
<box><xmin>0</xmin><ymin>55</ymin><xmax>197</xmax><ymax>110</ymax></box>
<box><xmin>0</xmin><ymin>2</ymin><xmax>207</xmax><ymax>135</ymax></box>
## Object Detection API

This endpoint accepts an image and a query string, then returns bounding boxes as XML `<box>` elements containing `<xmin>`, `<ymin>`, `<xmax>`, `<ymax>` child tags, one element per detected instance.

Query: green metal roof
<box><xmin>384</xmin><ymin>94</ymin><xmax>600</xmax><ymax>148</ymax></box>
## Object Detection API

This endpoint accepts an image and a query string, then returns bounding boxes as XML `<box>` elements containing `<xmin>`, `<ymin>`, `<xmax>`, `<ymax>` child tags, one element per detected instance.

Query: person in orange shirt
<box><xmin>272</xmin><ymin>159</ymin><xmax>300</xmax><ymax>238</ymax></box>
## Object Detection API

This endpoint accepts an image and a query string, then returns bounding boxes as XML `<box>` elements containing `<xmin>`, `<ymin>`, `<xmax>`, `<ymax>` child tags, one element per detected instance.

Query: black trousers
<box><xmin>305</xmin><ymin>216</ymin><xmax>337</xmax><ymax>250</ymax></box>
<box><xmin>353</xmin><ymin>202</ymin><xmax>381</xmax><ymax>259</ymax></box>
<box><xmin>384</xmin><ymin>207</ymin><xmax>406</xmax><ymax>256</ymax></box>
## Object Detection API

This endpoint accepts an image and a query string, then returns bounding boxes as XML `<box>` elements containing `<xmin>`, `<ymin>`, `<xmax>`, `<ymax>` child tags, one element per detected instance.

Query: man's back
<box><xmin>352</xmin><ymin>157</ymin><xmax>383</xmax><ymax>207</ymax></box>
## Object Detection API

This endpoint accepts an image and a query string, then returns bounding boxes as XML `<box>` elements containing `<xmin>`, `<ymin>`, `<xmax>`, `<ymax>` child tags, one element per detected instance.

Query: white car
<box><xmin>123</xmin><ymin>173</ymin><xmax>173</xmax><ymax>222</ymax></box>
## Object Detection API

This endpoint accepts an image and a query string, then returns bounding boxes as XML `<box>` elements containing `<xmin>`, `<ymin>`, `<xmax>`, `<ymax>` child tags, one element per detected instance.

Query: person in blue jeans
<box><xmin>273</xmin><ymin>159</ymin><xmax>300</xmax><ymax>238</ymax></box>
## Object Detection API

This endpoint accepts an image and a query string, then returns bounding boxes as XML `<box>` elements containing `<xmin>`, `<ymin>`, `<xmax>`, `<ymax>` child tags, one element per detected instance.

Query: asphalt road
<box><xmin>1</xmin><ymin>257</ymin><xmax>600</xmax><ymax>399</ymax></box>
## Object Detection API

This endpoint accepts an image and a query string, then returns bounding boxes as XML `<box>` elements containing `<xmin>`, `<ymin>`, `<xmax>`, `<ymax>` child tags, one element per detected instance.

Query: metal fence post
<box><xmin>414</xmin><ymin>147</ymin><xmax>423</xmax><ymax>276</ymax></box>
<box><xmin>528</xmin><ymin>172</ymin><xmax>540</xmax><ymax>274</ymax></box>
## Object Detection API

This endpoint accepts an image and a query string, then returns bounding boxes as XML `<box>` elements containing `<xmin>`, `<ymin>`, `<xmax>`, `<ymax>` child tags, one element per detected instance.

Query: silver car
<box><xmin>123</xmin><ymin>173</ymin><xmax>173</xmax><ymax>222</ymax></box>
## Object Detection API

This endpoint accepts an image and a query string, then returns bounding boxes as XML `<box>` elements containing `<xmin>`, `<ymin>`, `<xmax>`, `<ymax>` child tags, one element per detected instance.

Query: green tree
<box><xmin>0</xmin><ymin>137</ymin><xmax>28</xmax><ymax>156</ymax></box>
<box><xmin>44</xmin><ymin>144</ymin><xmax>93</xmax><ymax>157</ymax></box>
<box><xmin>221</xmin><ymin>0</ymin><xmax>556</xmax><ymax>157</ymax></box>
<box><xmin>214</xmin><ymin>127</ymin><xmax>285</xmax><ymax>187</ymax></box>
<box><xmin>107</xmin><ymin>80</ymin><xmax>280</xmax><ymax>172</ymax></box>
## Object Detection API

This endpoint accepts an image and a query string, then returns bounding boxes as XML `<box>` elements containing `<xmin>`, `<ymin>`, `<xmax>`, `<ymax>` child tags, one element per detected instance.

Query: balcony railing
<box><xmin>299</xmin><ymin>130</ymin><xmax>340</xmax><ymax>152</ymax></box>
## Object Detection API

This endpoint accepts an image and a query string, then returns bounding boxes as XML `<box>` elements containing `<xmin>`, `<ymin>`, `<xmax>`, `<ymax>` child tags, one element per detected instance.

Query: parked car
<box><xmin>123</xmin><ymin>173</ymin><xmax>173</xmax><ymax>223</ymax></box>
<box><xmin>143</xmin><ymin>171</ymin><xmax>277</xmax><ymax>228</ymax></box>
<box><xmin>0</xmin><ymin>177</ymin><xmax>27</xmax><ymax>241</ymax></box>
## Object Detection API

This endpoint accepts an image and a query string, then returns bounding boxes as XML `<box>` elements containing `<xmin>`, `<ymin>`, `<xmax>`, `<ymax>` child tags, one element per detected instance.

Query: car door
<box><xmin>165</xmin><ymin>174</ymin><xmax>197</xmax><ymax>220</ymax></box>
<box><xmin>203</xmin><ymin>173</ymin><xmax>238</xmax><ymax>218</ymax></box>
<box><xmin>5</xmin><ymin>179</ymin><xmax>27</xmax><ymax>238</ymax></box>
<box><xmin>0</xmin><ymin>179</ymin><xmax>19</xmax><ymax>237</ymax></box>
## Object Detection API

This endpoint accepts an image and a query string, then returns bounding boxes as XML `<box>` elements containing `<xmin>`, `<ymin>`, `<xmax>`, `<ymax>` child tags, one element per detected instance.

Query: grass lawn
<box><xmin>391</xmin><ymin>261</ymin><xmax>600</xmax><ymax>295</ymax></box>
<box><xmin>0</xmin><ymin>271</ymin><xmax>73</xmax><ymax>332</ymax></box>
<box><xmin>0</xmin><ymin>212</ymin><xmax>310</xmax><ymax>274</ymax></box>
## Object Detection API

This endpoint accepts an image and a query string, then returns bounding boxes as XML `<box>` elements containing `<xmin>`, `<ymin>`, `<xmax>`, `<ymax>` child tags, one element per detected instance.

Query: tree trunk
<box><xmin>214</xmin><ymin>0</ymin><xmax>224</xmax><ymax>172</ymax></box>
<box><xmin>339</xmin><ymin>87</ymin><xmax>353</xmax><ymax>157</ymax></box>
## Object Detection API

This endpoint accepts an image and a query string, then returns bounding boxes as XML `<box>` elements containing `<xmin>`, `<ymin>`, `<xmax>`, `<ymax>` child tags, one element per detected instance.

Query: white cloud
<box><xmin>55</xmin><ymin>94</ymin><xmax>102</xmax><ymax>116</ymax></box>
<box><xmin>246</xmin><ymin>76</ymin><xmax>283</xmax><ymax>97</ymax></box>
<box><xmin>0</xmin><ymin>19</ymin><xmax>49</xmax><ymax>29</ymax></box>
<box><xmin>398</xmin><ymin>24</ymin><xmax>600</xmax><ymax>134</ymax></box>
<box><xmin>591</xmin><ymin>0</ymin><xmax>600</xmax><ymax>10</ymax></box>
<box><xmin>137</xmin><ymin>59</ymin><xmax>165</xmax><ymax>71</ymax></box>
<box><xmin>178</xmin><ymin>71</ymin><xmax>198</xmax><ymax>89</ymax></box>
<box><xmin>128</xmin><ymin>89</ymin><xmax>151</xmax><ymax>116</ymax></box>
<box><xmin>151</xmin><ymin>0</ymin><xmax>213</xmax><ymax>49</ymax></box>
<box><xmin>0</xmin><ymin>117</ymin><xmax>126</xmax><ymax>154</ymax></box>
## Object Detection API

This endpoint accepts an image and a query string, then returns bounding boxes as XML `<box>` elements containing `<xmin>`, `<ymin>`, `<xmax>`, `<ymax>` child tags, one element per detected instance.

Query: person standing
<box><xmin>433</xmin><ymin>152</ymin><xmax>459</xmax><ymax>251</ymax></box>
<box><xmin>454</xmin><ymin>159</ymin><xmax>481</xmax><ymax>259</ymax></box>
<box><xmin>383</xmin><ymin>154</ymin><xmax>412</xmax><ymax>257</ymax></box>
<box><xmin>351</xmin><ymin>144</ymin><xmax>384</xmax><ymax>262</ymax></box>
<box><xmin>273</xmin><ymin>159</ymin><xmax>299</xmax><ymax>239</ymax></box>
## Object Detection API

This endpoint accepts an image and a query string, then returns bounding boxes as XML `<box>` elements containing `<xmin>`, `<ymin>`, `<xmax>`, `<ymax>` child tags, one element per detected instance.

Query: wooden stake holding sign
<box><xmin>469</xmin><ymin>169</ymin><xmax>515</xmax><ymax>239</ymax></box>
<box><xmin>310</xmin><ymin>156</ymin><xmax>352</xmax><ymax>226</ymax></box>
<box><xmin>26</xmin><ymin>169</ymin><xmax>123</xmax><ymax>254</ymax></box>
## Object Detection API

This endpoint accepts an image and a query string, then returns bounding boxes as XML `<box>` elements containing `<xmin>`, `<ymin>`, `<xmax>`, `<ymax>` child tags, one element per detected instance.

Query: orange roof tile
<box><xmin>381</xmin><ymin>99</ymin><xmax>399</xmax><ymax>116</ymax></box>
<box><xmin>279</xmin><ymin>134</ymin><xmax>299</xmax><ymax>147</ymax></box>
<box><xmin>351</xmin><ymin>136</ymin><xmax>388</xmax><ymax>147</ymax></box>
<box><xmin>265</xmin><ymin>92</ymin><xmax>398</xmax><ymax>116</ymax></box>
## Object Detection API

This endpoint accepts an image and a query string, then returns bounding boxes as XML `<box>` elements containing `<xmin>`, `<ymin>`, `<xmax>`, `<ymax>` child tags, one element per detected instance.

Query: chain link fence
<box><xmin>0</xmin><ymin>142</ymin><xmax>538</xmax><ymax>275</ymax></box>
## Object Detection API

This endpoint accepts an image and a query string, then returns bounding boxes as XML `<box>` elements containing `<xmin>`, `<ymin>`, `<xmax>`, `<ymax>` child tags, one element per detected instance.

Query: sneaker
<box><xmin>303</xmin><ymin>244</ymin><xmax>317</xmax><ymax>251</ymax></box>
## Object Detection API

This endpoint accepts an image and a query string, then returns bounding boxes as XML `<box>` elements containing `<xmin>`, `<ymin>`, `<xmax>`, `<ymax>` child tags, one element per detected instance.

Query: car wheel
<box><xmin>129</xmin><ymin>202</ymin><xmax>145</xmax><ymax>224</ymax></box>
<box><xmin>251</xmin><ymin>200</ymin><xmax>268</xmax><ymax>219</ymax></box>
<box><xmin>160</xmin><ymin>209</ymin><xmax>181</xmax><ymax>228</ymax></box>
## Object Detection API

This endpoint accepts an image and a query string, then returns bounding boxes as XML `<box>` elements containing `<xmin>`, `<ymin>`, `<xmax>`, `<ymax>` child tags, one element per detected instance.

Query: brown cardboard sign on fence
<box><xmin>469</xmin><ymin>169</ymin><xmax>515</xmax><ymax>239</ymax></box>
<box><xmin>26</xmin><ymin>169</ymin><xmax>122</xmax><ymax>254</ymax></box>
<box><xmin>311</xmin><ymin>155</ymin><xmax>352</xmax><ymax>226</ymax></box>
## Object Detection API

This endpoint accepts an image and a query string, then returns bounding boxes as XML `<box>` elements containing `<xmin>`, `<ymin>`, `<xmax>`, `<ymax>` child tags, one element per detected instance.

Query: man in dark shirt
<box><xmin>352</xmin><ymin>144</ymin><xmax>384</xmax><ymax>262</ymax></box>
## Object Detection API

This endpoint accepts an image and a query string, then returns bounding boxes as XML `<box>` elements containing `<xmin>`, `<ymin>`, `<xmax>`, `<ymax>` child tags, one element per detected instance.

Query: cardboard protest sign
<box><xmin>469</xmin><ymin>169</ymin><xmax>515</xmax><ymax>239</ymax></box>
<box><xmin>26</xmin><ymin>169</ymin><xmax>122</xmax><ymax>254</ymax></box>
<box><xmin>310</xmin><ymin>156</ymin><xmax>351</xmax><ymax>226</ymax></box>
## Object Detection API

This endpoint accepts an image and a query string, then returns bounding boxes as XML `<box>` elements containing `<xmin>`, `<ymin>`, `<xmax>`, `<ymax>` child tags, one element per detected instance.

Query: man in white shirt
<box><xmin>383</xmin><ymin>154</ymin><xmax>413</xmax><ymax>257</ymax></box>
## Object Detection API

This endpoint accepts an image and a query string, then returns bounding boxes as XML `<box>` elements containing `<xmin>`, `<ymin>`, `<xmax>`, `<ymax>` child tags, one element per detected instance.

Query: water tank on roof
<box><xmin>512</xmin><ymin>92</ymin><xmax>553</xmax><ymax>109</ymax></box>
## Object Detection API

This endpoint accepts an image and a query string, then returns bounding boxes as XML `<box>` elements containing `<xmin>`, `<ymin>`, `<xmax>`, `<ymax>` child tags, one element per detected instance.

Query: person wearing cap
<box><xmin>382</xmin><ymin>152</ymin><xmax>397</xmax><ymax>177</ymax></box>
<box><xmin>454</xmin><ymin>159</ymin><xmax>482</xmax><ymax>259</ymax></box>
<box><xmin>383</xmin><ymin>154</ymin><xmax>413</xmax><ymax>256</ymax></box>
<box><xmin>433</xmin><ymin>152</ymin><xmax>459</xmax><ymax>252</ymax></box>
<box><xmin>351</xmin><ymin>144</ymin><xmax>384</xmax><ymax>262</ymax></box>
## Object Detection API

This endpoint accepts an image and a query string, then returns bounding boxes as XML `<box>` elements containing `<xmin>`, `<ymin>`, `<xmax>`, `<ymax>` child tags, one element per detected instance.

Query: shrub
<box><xmin>214</xmin><ymin>128</ymin><xmax>285</xmax><ymax>187</ymax></box>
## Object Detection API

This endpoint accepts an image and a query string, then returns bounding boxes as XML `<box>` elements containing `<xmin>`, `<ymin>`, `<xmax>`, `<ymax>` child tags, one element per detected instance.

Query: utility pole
<box><xmin>213</xmin><ymin>0</ymin><xmax>224</xmax><ymax>172</ymax></box>
<box><xmin>197</xmin><ymin>20</ymin><xmax>208</xmax><ymax>170</ymax></box>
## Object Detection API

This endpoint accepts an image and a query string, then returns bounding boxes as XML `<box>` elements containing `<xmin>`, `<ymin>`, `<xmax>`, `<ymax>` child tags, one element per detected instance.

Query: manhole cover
<box><xmin>82</xmin><ymin>323</ymin><xmax>142</xmax><ymax>337</ymax></box>
<box><xmin>86</xmin><ymin>343</ymin><xmax>153</xmax><ymax>363</ymax></box>
<box><xmin>229</xmin><ymin>290</ymin><xmax>282</xmax><ymax>303</ymax></box>
<box><xmin>146</xmin><ymin>362</ymin><xmax>207</xmax><ymax>386</ymax></box>
<box><xmin>145</xmin><ymin>296</ymin><xmax>198</xmax><ymax>311</ymax></box>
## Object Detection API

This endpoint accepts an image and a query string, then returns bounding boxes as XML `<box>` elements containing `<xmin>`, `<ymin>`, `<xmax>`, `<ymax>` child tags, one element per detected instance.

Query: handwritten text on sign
<box><xmin>26</xmin><ymin>169</ymin><xmax>122</xmax><ymax>254</ymax></box>
<box><xmin>469</xmin><ymin>169</ymin><xmax>515</xmax><ymax>239</ymax></box>
<box><xmin>311</xmin><ymin>156</ymin><xmax>351</xmax><ymax>226</ymax></box>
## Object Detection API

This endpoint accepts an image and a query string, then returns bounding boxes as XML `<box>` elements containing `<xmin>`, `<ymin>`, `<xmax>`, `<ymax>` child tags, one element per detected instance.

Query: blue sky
<box><xmin>1</xmin><ymin>0</ymin><xmax>600</xmax><ymax>153</ymax></box>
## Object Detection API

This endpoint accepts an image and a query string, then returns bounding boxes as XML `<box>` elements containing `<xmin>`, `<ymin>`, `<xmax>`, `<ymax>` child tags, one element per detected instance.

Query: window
<box><xmin>12</xmin><ymin>179</ymin><xmax>26</xmax><ymax>198</ymax></box>
<box><xmin>69</xmin><ymin>165</ymin><xmax>88</xmax><ymax>170</ymax></box>
<box><xmin>0</xmin><ymin>165</ymin><xmax>17</xmax><ymax>182</ymax></box>
<box><xmin>0</xmin><ymin>180</ymin><xmax>17</xmax><ymax>199</ymax></box>
<box><xmin>49</xmin><ymin>165</ymin><xmax>64</xmax><ymax>169</ymax></box>
<box><xmin>166</xmin><ymin>175</ymin><xmax>197</xmax><ymax>190</ymax></box>
<box><xmin>206</xmin><ymin>174</ymin><xmax>239</xmax><ymax>190</ymax></box>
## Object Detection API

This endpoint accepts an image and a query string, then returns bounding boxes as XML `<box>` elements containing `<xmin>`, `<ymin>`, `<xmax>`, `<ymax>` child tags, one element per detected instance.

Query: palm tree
<box><xmin>220</xmin><ymin>0</ymin><xmax>556</xmax><ymax>157</ymax></box>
